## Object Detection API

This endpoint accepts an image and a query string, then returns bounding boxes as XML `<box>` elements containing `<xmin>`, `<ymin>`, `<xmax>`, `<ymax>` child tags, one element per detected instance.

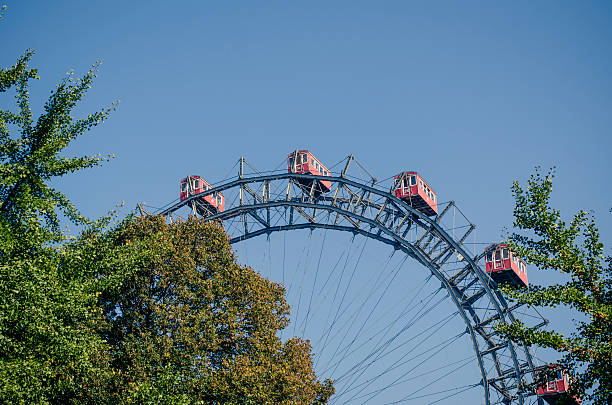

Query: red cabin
<box><xmin>287</xmin><ymin>150</ymin><xmax>331</xmax><ymax>194</ymax></box>
<box><xmin>537</xmin><ymin>366</ymin><xmax>581</xmax><ymax>404</ymax></box>
<box><xmin>484</xmin><ymin>244</ymin><xmax>528</xmax><ymax>288</ymax></box>
<box><xmin>179</xmin><ymin>175</ymin><xmax>225</xmax><ymax>213</ymax></box>
<box><xmin>393</xmin><ymin>172</ymin><xmax>438</xmax><ymax>216</ymax></box>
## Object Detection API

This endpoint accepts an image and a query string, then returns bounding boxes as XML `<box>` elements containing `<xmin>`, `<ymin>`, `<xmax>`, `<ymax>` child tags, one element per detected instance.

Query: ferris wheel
<box><xmin>151</xmin><ymin>150</ymin><xmax>570</xmax><ymax>405</ymax></box>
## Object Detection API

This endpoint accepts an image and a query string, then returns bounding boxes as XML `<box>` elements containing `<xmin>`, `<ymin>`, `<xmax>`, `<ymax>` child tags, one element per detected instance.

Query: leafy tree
<box><xmin>83</xmin><ymin>215</ymin><xmax>334</xmax><ymax>404</ymax></box>
<box><xmin>496</xmin><ymin>168</ymin><xmax>611</xmax><ymax>404</ymax></box>
<box><xmin>1</xmin><ymin>48</ymin><xmax>332</xmax><ymax>404</ymax></box>
<box><xmin>0</xmin><ymin>50</ymin><xmax>116</xmax><ymax>403</ymax></box>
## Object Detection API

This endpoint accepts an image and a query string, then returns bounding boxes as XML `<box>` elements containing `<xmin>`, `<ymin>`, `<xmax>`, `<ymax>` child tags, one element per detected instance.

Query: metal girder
<box><xmin>463</xmin><ymin>288</ymin><xmax>488</xmax><ymax>307</ymax></box>
<box><xmin>419</xmin><ymin>201</ymin><xmax>454</xmax><ymax>251</ymax></box>
<box><xmin>480</xmin><ymin>342</ymin><xmax>509</xmax><ymax>357</ymax></box>
<box><xmin>478</xmin><ymin>302</ymin><xmax>526</xmax><ymax>329</ymax></box>
<box><xmin>247</xmin><ymin>210</ymin><xmax>269</xmax><ymax>228</ymax></box>
<box><xmin>435</xmin><ymin>224</ymin><xmax>475</xmax><ymax>264</ymax></box>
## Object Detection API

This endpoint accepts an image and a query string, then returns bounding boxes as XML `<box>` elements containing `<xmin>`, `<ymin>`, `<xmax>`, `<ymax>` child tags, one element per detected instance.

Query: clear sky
<box><xmin>2</xmin><ymin>1</ymin><xmax>610</xmax><ymax>241</ymax></box>
<box><xmin>2</xmin><ymin>1</ymin><xmax>611</xmax><ymax>403</ymax></box>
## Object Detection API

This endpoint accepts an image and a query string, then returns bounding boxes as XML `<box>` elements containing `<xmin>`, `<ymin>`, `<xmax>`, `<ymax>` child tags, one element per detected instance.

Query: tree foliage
<box><xmin>84</xmin><ymin>215</ymin><xmax>334</xmax><ymax>404</ymax></box>
<box><xmin>1</xmin><ymin>50</ymin><xmax>333</xmax><ymax>403</ymax></box>
<box><xmin>0</xmin><ymin>50</ymin><xmax>115</xmax><ymax>403</ymax></box>
<box><xmin>496</xmin><ymin>168</ymin><xmax>611</xmax><ymax>404</ymax></box>
<box><xmin>0</xmin><ymin>51</ymin><xmax>114</xmax><ymax>238</ymax></box>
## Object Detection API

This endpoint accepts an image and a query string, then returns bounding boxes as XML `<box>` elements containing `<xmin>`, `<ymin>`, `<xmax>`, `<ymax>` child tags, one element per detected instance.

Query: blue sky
<box><xmin>2</xmin><ymin>1</ymin><xmax>609</xmax><ymax>241</ymax></box>
<box><xmin>2</xmin><ymin>1</ymin><xmax>611</xmax><ymax>402</ymax></box>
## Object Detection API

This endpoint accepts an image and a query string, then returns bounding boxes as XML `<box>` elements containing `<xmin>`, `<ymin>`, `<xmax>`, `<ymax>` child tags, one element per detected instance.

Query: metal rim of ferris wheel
<box><xmin>153</xmin><ymin>154</ymin><xmax>548</xmax><ymax>405</ymax></box>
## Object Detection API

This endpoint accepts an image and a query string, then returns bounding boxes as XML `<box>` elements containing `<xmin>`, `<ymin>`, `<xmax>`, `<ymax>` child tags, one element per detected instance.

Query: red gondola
<box><xmin>287</xmin><ymin>150</ymin><xmax>331</xmax><ymax>194</ymax></box>
<box><xmin>179</xmin><ymin>175</ymin><xmax>225</xmax><ymax>213</ymax></box>
<box><xmin>393</xmin><ymin>172</ymin><xmax>438</xmax><ymax>216</ymax></box>
<box><xmin>537</xmin><ymin>366</ymin><xmax>581</xmax><ymax>404</ymax></box>
<box><xmin>484</xmin><ymin>244</ymin><xmax>528</xmax><ymax>288</ymax></box>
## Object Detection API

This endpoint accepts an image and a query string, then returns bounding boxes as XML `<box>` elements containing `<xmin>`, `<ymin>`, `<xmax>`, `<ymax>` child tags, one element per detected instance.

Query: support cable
<box><xmin>317</xmin><ymin>236</ymin><xmax>368</xmax><ymax>362</ymax></box>
<box><xmin>299</xmin><ymin>229</ymin><xmax>328</xmax><ymax>336</ymax></box>
<box><xmin>333</xmin><ymin>287</ymin><xmax>445</xmax><ymax>382</ymax></box>
<box><xmin>320</xmin><ymin>272</ymin><xmax>434</xmax><ymax>375</ymax></box>
<box><xmin>334</xmin><ymin>290</ymin><xmax>448</xmax><ymax>394</ymax></box>
<box><xmin>343</xmin><ymin>313</ymin><xmax>462</xmax><ymax>404</ymax></box>
<box><xmin>291</xmin><ymin>230</ymin><xmax>314</xmax><ymax>337</ymax></box>
<box><xmin>328</xmin><ymin>254</ymin><xmax>406</xmax><ymax>377</ymax></box>
<box><xmin>368</xmin><ymin>341</ymin><xmax>476</xmax><ymax>402</ymax></box>
<box><xmin>384</xmin><ymin>383</ymin><xmax>480</xmax><ymax>404</ymax></box>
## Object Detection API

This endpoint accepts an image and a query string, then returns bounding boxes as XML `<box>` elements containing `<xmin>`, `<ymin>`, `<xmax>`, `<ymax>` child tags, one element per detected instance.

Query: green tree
<box><xmin>496</xmin><ymin>168</ymin><xmax>611</xmax><ymax>404</ymax></box>
<box><xmin>84</xmin><ymin>215</ymin><xmax>334</xmax><ymax>404</ymax></box>
<box><xmin>1</xmin><ymin>50</ymin><xmax>332</xmax><ymax>403</ymax></box>
<box><xmin>0</xmin><ymin>51</ymin><xmax>116</xmax><ymax>403</ymax></box>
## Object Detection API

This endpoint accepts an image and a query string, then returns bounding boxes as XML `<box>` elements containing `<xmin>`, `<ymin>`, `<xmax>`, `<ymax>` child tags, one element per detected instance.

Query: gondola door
<box><xmin>493</xmin><ymin>248</ymin><xmax>503</xmax><ymax>270</ymax></box>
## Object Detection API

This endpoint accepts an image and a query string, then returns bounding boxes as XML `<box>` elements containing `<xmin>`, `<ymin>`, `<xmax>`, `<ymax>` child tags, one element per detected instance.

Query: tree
<box><xmin>1</xmin><ymin>49</ymin><xmax>333</xmax><ymax>403</ymax></box>
<box><xmin>84</xmin><ymin>215</ymin><xmax>334</xmax><ymax>404</ymax></box>
<box><xmin>0</xmin><ymin>50</ymin><xmax>116</xmax><ymax>402</ymax></box>
<box><xmin>496</xmin><ymin>168</ymin><xmax>611</xmax><ymax>404</ymax></box>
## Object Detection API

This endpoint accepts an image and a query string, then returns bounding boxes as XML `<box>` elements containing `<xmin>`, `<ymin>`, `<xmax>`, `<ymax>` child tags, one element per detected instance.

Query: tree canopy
<box><xmin>497</xmin><ymin>168</ymin><xmax>611</xmax><ymax>404</ymax></box>
<box><xmin>0</xmin><ymin>50</ymin><xmax>115</xmax><ymax>403</ymax></box>
<box><xmin>0</xmin><ymin>50</ymin><xmax>333</xmax><ymax>404</ymax></box>
<box><xmin>88</xmin><ymin>215</ymin><xmax>333</xmax><ymax>404</ymax></box>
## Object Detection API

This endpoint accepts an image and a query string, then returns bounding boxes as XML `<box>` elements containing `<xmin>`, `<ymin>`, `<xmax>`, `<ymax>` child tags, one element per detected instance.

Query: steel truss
<box><xmin>157</xmin><ymin>157</ymin><xmax>546</xmax><ymax>405</ymax></box>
